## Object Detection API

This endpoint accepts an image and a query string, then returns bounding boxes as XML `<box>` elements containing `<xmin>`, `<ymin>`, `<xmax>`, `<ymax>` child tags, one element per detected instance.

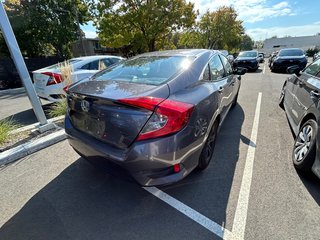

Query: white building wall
<box><xmin>261</xmin><ymin>35</ymin><xmax>320</xmax><ymax>56</ymax></box>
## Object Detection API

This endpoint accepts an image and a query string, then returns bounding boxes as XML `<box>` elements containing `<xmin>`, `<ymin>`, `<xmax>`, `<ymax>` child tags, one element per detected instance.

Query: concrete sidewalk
<box><xmin>0</xmin><ymin>116</ymin><xmax>66</xmax><ymax>166</ymax></box>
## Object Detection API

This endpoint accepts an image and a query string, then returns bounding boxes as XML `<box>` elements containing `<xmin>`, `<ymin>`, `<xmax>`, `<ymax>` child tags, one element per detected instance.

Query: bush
<box><xmin>47</xmin><ymin>100</ymin><xmax>67</xmax><ymax>118</ymax></box>
<box><xmin>306</xmin><ymin>47</ymin><xmax>320</xmax><ymax>57</ymax></box>
<box><xmin>0</xmin><ymin>119</ymin><xmax>20</xmax><ymax>144</ymax></box>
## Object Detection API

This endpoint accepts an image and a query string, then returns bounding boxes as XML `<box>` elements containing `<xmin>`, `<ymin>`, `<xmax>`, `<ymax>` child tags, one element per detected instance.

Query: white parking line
<box><xmin>231</xmin><ymin>92</ymin><xmax>262</xmax><ymax>239</ymax></box>
<box><xmin>263</xmin><ymin>64</ymin><xmax>266</xmax><ymax>74</ymax></box>
<box><xmin>144</xmin><ymin>186</ymin><xmax>234</xmax><ymax>239</ymax></box>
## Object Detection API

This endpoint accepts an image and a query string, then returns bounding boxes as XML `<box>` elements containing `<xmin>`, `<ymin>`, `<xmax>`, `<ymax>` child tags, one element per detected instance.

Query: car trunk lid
<box><xmin>67</xmin><ymin>80</ymin><xmax>170</xmax><ymax>148</ymax></box>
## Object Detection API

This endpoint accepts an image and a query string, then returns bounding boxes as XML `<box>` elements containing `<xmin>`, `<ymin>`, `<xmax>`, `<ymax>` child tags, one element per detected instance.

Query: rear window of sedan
<box><xmin>279</xmin><ymin>49</ymin><xmax>304</xmax><ymax>56</ymax></box>
<box><xmin>93</xmin><ymin>56</ymin><xmax>194</xmax><ymax>85</ymax></box>
<box><xmin>238</xmin><ymin>51</ymin><xmax>258</xmax><ymax>57</ymax></box>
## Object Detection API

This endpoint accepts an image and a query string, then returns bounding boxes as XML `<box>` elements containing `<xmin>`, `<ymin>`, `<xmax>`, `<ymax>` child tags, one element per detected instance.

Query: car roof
<box><xmin>279</xmin><ymin>48</ymin><xmax>303</xmax><ymax>51</ymax></box>
<box><xmin>137</xmin><ymin>49</ymin><xmax>218</xmax><ymax>58</ymax></box>
<box><xmin>72</xmin><ymin>55</ymin><xmax>123</xmax><ymax>61</ymax></box>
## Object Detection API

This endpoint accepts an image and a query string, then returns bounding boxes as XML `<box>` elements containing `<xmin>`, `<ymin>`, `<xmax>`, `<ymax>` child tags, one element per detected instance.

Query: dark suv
<box><xmin>234</xmin><ymin>50</ymin><xmax>259</xmax><ymax>72</ymax></box>
<box><xmin>270</xmin><ymin>48</ymin><xmax>307</xmax><ymax>72</ymax></box>
<box><xmin>279</xmin><ymin>58</ymin><xmax>320</xmax><ymax>179</ymax></box>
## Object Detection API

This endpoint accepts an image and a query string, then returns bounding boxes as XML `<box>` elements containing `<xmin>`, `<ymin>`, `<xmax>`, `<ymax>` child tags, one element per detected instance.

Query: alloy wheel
<box><xmin>294</xmin><ymin>125</ymin><xmax>312</xmax><ymax>162</ymax></box>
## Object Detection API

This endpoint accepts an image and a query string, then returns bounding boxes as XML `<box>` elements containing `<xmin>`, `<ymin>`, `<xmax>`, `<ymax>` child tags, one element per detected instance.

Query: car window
<box><xmin>111</xmin><ymin>58</ymin><xmax>121</xmax><ymax>64</ymax></box>
<box><xmin>94</xmin><ymin>56</ymin><xmax>195</xmax><ymax>85</ymax></box>
<box><xmin>81</xmin><ymin>60</ymin><xmax>100</xmax><ymax>70</ymax></box>
<box><xmin>219</xmin><ymin>54</ymin><xmax>233</xmax><ymax>76</ymax></box>
<box><xmin>102</xmin><ymin>58</ymin><xmax>114</xmax><ymax>67</ymax></box>
<box><xmin>208</xmin><ymin>55</ymin><xmax>225</xmax><ymax>81</ymax></box>
<box><xmin>304</xmin><ymin>58</ymin><xmax>320</xmax><ymax>77</ymax></box>
<box><xmin>201</xmin><ymin>64</ymin><xmax>210</xmax><ymax>81</ymax></box>
<box><xmin>238</xmin><ymin>51</ymin><xmax>258</xmax><ymax>57</ymax></box>
<box><xmin>279</xmin><ymin>49</ymin><xmax>304</xmax><ymax>56</ymax></box>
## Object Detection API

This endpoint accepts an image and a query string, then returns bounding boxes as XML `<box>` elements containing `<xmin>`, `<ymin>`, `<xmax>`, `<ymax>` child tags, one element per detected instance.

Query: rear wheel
<box><xmin>198</xmin><ymin>121</ymin><xmax>218</xmax><ymax>170</ymax></box>
<box><xmin>292</xmin><ymin>119</ymin><xmax>317</xmax><ymax>172</ymax></box>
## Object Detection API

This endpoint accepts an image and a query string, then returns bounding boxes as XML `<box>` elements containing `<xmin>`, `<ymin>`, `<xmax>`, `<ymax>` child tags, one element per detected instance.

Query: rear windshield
<box><xmin>93</xmin><ymin>56</ymin><xmax>194</xmax><ymax>85</ymax></box>
<box><xmin>238</xmin><ymin>51</ymin><xmax>258</xmax><ymax>57</ymax></box>
<box><xmin>279</xmin><ymin>49</ymin><xmax>304</xmax><ymax>56</ymax></box>
<box><xmin>45</xmin><ymin>59</ymin><xmax>81</xmax><ymax>70</ymax></box>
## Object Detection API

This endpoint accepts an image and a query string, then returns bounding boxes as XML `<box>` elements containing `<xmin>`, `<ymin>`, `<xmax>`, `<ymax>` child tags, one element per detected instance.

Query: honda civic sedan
<box><xmin>279</xmin><ymin>58</ymin><xmax>320</xmax><ymax>179</ymax></box>
<box><xmin>65</xmin><ymin>49</ymin><xmax>246</xmax><ymax>186</ymax></box>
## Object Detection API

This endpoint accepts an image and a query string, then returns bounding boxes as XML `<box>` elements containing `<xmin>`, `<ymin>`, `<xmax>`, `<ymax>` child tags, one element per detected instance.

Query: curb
<box><xmin>0</xmin><ymin>129</ymin><xmax>66</xmax><ymax>166</ymax></box>
<box><xmin>0</xmin><ymin>87</ymin><xmax>25</xmax><ymax>95</ymax></box>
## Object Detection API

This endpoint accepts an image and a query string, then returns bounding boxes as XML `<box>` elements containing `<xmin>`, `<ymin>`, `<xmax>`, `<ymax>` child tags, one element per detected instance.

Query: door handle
<box><xmin>310</xmin><ymin>90</ymin><xmax>320</xmax><ymax>98</ymax></box>
<box><xmin>218</xmin><ymin>87</ymin><xmax>224</xmax><ymax>93</ymax></box>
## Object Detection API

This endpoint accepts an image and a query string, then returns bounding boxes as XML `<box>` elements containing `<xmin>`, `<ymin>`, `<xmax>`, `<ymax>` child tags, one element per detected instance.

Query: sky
<box><xmin>81</xmin><ymin>0</ymin><xmax>320</xmax><ymax>41</ymax></box>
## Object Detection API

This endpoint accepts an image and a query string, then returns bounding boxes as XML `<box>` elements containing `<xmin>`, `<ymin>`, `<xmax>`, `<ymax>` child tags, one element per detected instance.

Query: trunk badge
<box><xmin>81</xmin><ymin>100</ymin><xmax>90</xmax><ymax>112</ymax></box>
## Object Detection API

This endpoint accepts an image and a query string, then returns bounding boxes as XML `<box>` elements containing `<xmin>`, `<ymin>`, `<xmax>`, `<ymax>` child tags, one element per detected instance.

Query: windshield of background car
<box><xmin>279</xmin><ymin>49</ymin><xmax>304</xmax><ymax>56</ymax></box>
<box><xmin>93</xmin><ymin>56</ymin><xmax>195</xmax><ymax>85</ymax></box>
<box><xmin>45</xmin><ymin>59</ymin><xmax>80</xmax><ymax>70</ymax></box>
<box><xmin>238</xmin><ymin>51</ymin><xmax>258</xmax><ymax>57</ymax></box>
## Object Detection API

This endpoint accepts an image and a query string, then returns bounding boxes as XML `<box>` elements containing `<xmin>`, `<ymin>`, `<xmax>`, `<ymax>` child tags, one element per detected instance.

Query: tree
<box><xmin>240</xmin><ymin>34</ymin><xmax>254</xmax><ymax>50</ymax></box>
<box><xmin>1</xmin><ymin>0</ymin><xmax>91</xmax><ymax>58</ymax></box>
<box><xmin>177</xmin><ymin>6</ymin><xmax>244</xmax><ymax>52</ymax></box>
<box><xmin>95</xmin><ymin>0</ymin><xmax>197</xmax><ymax>56</ymax></box>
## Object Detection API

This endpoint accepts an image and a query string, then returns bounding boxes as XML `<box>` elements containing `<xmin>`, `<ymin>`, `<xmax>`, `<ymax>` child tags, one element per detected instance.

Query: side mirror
<box><xmin>234</xmin><ymin>67</ymin><xmax>247</xmax><ymax>75</ymax></box>
<box><xmin>227</xmin><ymin>55</ymin><xmax>234</xmax><ymax>63</ymax></box>
<box><xmin>287</xmin><ymin>65</ymin><xmax>301</xmax><ymax>76</ymax></box>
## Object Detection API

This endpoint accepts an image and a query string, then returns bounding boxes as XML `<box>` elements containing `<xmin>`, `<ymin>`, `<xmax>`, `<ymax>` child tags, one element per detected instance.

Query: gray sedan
<box><xmin>65</xmin><ymin>49</ymin><xmax>246</xmax><ymax>186</ymax></box>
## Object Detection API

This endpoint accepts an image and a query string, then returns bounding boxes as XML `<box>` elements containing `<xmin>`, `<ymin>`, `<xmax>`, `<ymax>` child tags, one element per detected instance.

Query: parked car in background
<box><xmin>268</xmin><ymin>51</ymin><xmax>278</xmax><ymax>68</ymax></box>
<box><xmin>257</xmin><ymin>53</ymin><xmax>264</xmax><ymax>63</ymax></box>
<box><xmin>270</xmin><ymin>48</ymin><xmax>307</xmax><ymax>72</ymax></box>
<box><xmin>279</xmin><ymin>58</ymin><xmax>320</xmax><ymax>179</ymax></box>
<box><xmin>234</xmin><ymin>50</ymin><xmax>259</xmax><ymax>71</ymax></box>
<box><xmin>33</xmin><ymin>55</ymin><xmax>124</xmax><ymax>102</ymax></box>
<box><xmin>313</xmin><ymin>51</ymin><xmax>320</xmax><ymax>61</ymax></box>
<box><xmin>65</xmin><ymin>49</ymin><xmax>246</xmax><ymax>186</ymax></box>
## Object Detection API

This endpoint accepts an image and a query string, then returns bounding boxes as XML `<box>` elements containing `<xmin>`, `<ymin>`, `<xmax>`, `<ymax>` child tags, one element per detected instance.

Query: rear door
<box><xmin>291</xmin><ymin>59</ymin><xmax>320</xmax><ymax>126</ymax></box>
<box><xmin>208</xmin><ymin>54</ymin><xmax>231</xmax><ymax>121</ymax></box>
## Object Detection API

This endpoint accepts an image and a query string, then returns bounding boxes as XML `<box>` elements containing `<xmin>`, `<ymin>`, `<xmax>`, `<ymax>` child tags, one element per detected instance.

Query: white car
<box><xmin>33</xmin><ymin>55</ymin><xmax>124</xmax><ymax>102</ymax></box>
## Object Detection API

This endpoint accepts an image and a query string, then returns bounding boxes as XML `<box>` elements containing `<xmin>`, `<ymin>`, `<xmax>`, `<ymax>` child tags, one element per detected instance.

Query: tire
<box><xmin>279</xmin><ymin>85</ymin><xmax>285</xmax><ymax>109</ymax></box>
<box><xmin>231</xmin><ymin>91</ymin><xmax>239</xmax><ymax>108</ymax></box>
<box><xmin>198</xmin><ymin>121</ymin><xmax>218</xmax><ymax>170</ymax></box>
<box><xmin>292</xmin><ymin>119</ymin><xmax>317</xmax><ymax>172</ymax></box>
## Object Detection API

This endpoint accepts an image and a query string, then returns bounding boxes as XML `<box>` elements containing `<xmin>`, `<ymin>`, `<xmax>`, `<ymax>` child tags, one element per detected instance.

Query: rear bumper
<box><xmin>34</xmin><ymin>83</ymin><xmax>65</xmax><ymax>102</ymax></box>
<box><xmin>65</xmin><ymin>116</ymin><xmax>204</xmax><ymax>186</ymax></box>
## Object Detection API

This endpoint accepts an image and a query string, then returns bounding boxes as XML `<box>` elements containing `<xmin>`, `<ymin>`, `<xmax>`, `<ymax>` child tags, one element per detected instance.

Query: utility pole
<box><xmin>0</xmin><ymin>2</ymin><xmax>55</xmax><ymax>132</ymax></box>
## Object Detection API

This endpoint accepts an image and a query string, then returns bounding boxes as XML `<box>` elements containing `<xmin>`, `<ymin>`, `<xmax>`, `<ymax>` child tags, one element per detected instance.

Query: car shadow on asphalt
<box><xmin>298</xmin><ymin>172</ymin><xmax>320</xmax><ymax>205</ymax></box>
<box><xmin>159</xmin><ymin>103</ymin><xmax>246</xmax><ymax>233</ymax></box>
<box><xmin>0</xmin><ymin>157</ymin><xmax>217</xmax><ymax>240</ymax></box>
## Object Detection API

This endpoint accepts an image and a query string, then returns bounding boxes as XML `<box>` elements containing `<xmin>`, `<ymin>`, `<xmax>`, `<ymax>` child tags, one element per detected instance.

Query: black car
<box><xmin>234</xmin><ymin>50</ymin><xmax>259</xmax><ymax>71</ymax></box>
<box><xmin>279</xmin><ymin>58</ymin><xmax>320</xmax><ymax>179</ymax></box>
<box><xmin>65</xmin><ymin>49</ymin><xmax>246</xmax><ymax>186</ymax></box>
<box><xmin>270</xmin><ymin>48</ymin><xmax>307</xmax><ymax>72</ymax></box>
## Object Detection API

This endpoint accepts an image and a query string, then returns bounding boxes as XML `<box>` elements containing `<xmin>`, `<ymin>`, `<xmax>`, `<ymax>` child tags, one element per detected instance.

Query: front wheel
<box><xmin>292</xmin><ymin>119</ymin><xmax>317</xmax><ymax>172</ymax></box>
<box><xmin>198</xmin><ymin>121</ymin><xmax>218</xmax><ymax>170</ymax></box>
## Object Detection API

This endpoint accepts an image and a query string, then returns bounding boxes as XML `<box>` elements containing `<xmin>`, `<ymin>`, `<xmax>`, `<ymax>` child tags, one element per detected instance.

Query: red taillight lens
<box><xmin>118</xmin><ymin>96</ymin><xmax>194</xmax><ymax>141</ymax></box>
<box><xmin>43</xmin><ymin>72</ymin><xmax>63</xmax><ymax>86</ymax></box>
<box><xmin>63</xmin><ymin>85</ymin><xmax>70</xmax><ymax>93</ymax></box>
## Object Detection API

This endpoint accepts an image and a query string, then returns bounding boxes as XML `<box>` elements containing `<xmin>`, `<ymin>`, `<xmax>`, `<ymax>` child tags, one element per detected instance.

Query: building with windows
<box><xmin>261</xmin><ymin>35</ymin><xmax>320</xmax><ymax>56</ymax></box>
<box><xmin>71</xmin><ymin>38</ymin><xmax>121</xmax><ymax>57</ymax></box>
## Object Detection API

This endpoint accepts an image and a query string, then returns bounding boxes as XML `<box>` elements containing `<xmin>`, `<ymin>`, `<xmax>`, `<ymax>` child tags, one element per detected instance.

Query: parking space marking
<box><xmin>231</xmin><ymin>92</ymin><xmax>262</xmax><ymax>239</ymax></box>
<box><xmin>263</xmin><ymin>64</ymin><xmax>266</xmax><ymax>74</ymax></box>
<box><xmin>144</xmin><ymin>186</ymin><xmax>234</xmax><ymax>239</ymax></box>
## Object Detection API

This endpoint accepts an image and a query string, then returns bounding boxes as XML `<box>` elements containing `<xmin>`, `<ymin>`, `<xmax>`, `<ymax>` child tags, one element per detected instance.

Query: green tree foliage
<box><xmin>179</xmin><ymin>6</ymin><xmax>244</xmax><ymax>52</ymax></box>
<box><xmin>240</xmin><ymin>34</ymin><xmax>254</xmax><ymax>50</ymax></box>
<box><xmin>95</xmin><ymin>0</ymin><xmax>197</xmax><ymax>56</ymax></box>
<box><xmin>1</xmin><ymin>0</ymin><xmax>91</xmax><ymax>58</ymax></box>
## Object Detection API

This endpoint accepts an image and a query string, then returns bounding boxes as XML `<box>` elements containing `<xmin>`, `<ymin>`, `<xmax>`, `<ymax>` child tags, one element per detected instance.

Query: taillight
<box><xmin>43</xmin><ymin>72</ymin><xmax>63</xmax><ymax>86</ymax></box>
<box><xmin>118</xmin><ymin>96</ymin><xmax>194</xmax><ymax>141</ymax></box>
<box><xmin>63</xmin><ymin>85</ymin><xmax>70</xmax><ymax>93</ymax></box>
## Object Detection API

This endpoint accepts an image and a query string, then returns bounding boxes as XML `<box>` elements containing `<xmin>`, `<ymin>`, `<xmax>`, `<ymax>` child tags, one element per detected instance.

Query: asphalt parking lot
<box><xmin>0</xmin><ymin>62</ymin><xmax>319</xmax><ymax>239</ymax></box>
